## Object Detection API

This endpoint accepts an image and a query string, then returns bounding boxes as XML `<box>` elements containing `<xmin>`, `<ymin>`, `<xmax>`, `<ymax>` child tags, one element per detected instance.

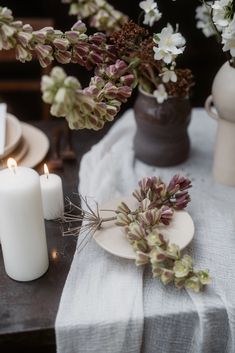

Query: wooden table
<box><xmin>0</xmin><ymin>119</ymin><xmax>110</xmax><ymax>353</ymax></box>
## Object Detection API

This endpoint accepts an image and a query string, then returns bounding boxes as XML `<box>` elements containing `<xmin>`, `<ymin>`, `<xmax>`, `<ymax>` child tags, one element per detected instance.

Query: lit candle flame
<box><xmin>7</xmin><ymin>158</ymin><xmax>17</xmax><ymax>173</ymax></box>
<box><xmin>44</xmin><ymin>163</ymin><xmax>49</xmax><ymax>179</ymax></box>
<box><xmin>51</xmin><ymin>249</ymin><xmax>58</xmax><ymax>260</ymax></box>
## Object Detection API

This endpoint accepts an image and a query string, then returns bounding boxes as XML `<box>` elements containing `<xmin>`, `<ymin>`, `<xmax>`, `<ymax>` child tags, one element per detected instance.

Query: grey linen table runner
<box><xmin>56</xmin><ymin>108</ymin><xmax>235</xmax><ymax>353</ymax></box>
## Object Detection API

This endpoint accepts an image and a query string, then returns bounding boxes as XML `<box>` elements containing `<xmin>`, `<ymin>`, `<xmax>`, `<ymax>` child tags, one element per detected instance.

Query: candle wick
<box><xmin>46</xmin><ymin>174</ymin><xmax>49</xmax><ymax>180</ymax></box>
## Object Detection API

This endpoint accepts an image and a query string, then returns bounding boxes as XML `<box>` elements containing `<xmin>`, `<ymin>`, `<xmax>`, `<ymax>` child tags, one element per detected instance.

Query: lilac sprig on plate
<box><xmin>61</xmin><ymin>174</ymin><xmax>211</xmax><ymax>293</ymax></box>
<box><xmin>116</xmin><ymin>175</ymin><xmax>210</xmax><ymax>292</ymax></box>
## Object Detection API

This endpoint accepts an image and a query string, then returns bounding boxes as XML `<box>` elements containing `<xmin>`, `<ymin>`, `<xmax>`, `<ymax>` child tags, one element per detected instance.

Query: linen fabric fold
<box><xmin>56</xmin><ymin>108</ymin><xmax>235</xmax><ymax>353</ymax></box>
<box><xmin>56</xmin><ymin>238</ymin><xmax>143</xmax><ymax>353</ymax></box>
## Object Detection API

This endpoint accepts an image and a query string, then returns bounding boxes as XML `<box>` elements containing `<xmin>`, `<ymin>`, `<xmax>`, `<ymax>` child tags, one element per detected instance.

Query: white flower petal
<box><xmin>153</xmin><ymin>23</ymin><xmax>185</xmax><ymax>62</ymax></box>
<box><xmin>153</xmin><ymin>84</ymin><xmax>168</xmax><ymax>104</ymax></box>
<box><xmin>139</xmin><ymin>0</ymin><xmax>157</xmax><ymax>13</ymax></box>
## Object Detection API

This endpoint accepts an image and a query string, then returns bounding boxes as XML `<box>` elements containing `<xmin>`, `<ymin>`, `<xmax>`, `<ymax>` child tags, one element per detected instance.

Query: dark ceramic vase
<box><xmin>133</xmin><ymin>89</ymin><xmax>191</xmax><ymax>166</ymax></box>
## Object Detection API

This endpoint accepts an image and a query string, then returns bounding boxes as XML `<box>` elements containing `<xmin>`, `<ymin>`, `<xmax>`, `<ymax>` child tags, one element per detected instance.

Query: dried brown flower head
<box><xmin>109</xmin><ymin>21</ymin><xmax>193</xmax><ymax>96</ymax></box>
<box><xmin>166</xmin><ymin>69</ymin><xmax>194</xmax><ymax>98</ymax></box>
<box><xmin>109</xmin><ymin>21</ymin><xmax>149</xmax><ymax>56</ymax></box>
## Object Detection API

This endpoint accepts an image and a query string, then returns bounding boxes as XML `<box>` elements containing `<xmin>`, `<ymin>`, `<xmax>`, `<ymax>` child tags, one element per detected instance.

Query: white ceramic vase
<box><xmin>205</xmin><ymin>61</ymin><xmax>235</xmax><ymax>186</ymax></box>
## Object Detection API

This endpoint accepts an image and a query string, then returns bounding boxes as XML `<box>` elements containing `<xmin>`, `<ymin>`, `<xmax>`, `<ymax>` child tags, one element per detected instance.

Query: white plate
<box><xmin>94</xmin><ymin>197</ymin><xmax>194</xmax><ymax>260</ymax></box>
<box><xmin>18</xmin><ymin>123</ymin><xmax>50</xmax><ymax>168</ymax></box>
<box><xmin>1</xmin><ymin>123</ymin><xmax>49</xmax><ymax>169</ymax></box>
<box><xmin>0</xmin><ymin>114</ymin><xmax>22</xmax><ymax>159</ymax></box>
<box><xmin>1</xmin><ymin>137</ymin><xmax>29</xmax><ymax>166</ymax></box>
<box><xmin>10</xmin><ymin>137</ymin><xmax>29</xmax><ymax>163</ymax></box>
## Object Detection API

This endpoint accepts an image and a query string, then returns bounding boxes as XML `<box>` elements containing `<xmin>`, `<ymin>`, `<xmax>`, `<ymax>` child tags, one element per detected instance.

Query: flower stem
<box><xmin>100</xmin><ymin>216</ymin><xmax>117</xmax><ymax>222</ymax></box>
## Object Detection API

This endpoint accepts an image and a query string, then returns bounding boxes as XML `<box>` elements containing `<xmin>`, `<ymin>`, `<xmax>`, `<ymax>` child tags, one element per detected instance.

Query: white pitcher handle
<box><xmin>205</xmin><ymin>95</ymin><xmax>219</xmax><ymax>121</ymax></box>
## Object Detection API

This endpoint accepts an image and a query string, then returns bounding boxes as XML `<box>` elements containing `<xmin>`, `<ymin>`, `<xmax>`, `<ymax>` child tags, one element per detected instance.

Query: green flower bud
<box><xmin>0</xmin><ymin>7</ymin><xmax>13</xmax><ymax>21</ymax></box>
<box><xmin>152</xmin><ymin>264</ymin><xmax>163</xmax><ymax>278</ymax></box>
<box><xmin>132</xmin><ymin>189</ymin><xmax>142</xmax><ymax>202</ymax></box>
<box><xmin>12</xmin><ymin>21</ymin><xmax>23</xmax><ymax>30</ymax></box>
<box><xmin>54</xmin><ymin>87</ymin><xmax>67</xmax><ymax>104</ymax></box>
<box><xmin>197</xmin><ymin>270</ymin><xmax>211</xmax><ymax>285</ymax></box>
<box><xmin>173</xmin><ymin>255</ymin><xmax>192</xmax><ymax>278</ymax></box>
<box><xmin>135</xmin><ymin>251</ymin><xmax>149</xmax><ymax>266</ymax></box>
<box><xmin>141</xmin><ymin>198</ymin><xmax>151</xmax><ymax>211</ymax></box>
<box><xmin>32</xmin><ymin>30</ymin><xmax>46</xmax><ymax>44</ymax></box>
<box><xmin>65</xmin><ymin>30</ymin><xmax>81</xmax><ymax>44</ymax></box>
<box><xmin>51</xmin><ymin>66</ymin><xmax>67</xmax><ymax>82</ymax></box>
<box><xmin>116</xmin><ymin>202</ymin><xmax>131</xmax><ymax>215</ymax></box>
<box><xmin>127</xmin><ymin>221</ymin><xmax>145</xmax><ymax>241</ymax></box>
<box><xmin>22</xmin><ymin>24</ymin><xmax>33</xmax><ymax>33</ymax></box>
<box><xmin>105</xmin><ymin>105</ymin><xmax>118</xmax><ymax>121</ymax></box>
<box><xmin>55</xmin><ymin>50</ymin><xmax>72</xmax><ymax>64</ymax></box>
<box><xmin>69</xmin><ymin>4</ymin><xmax>80</xmax><ymax>16</ymax></box>
<box><xmin>38</xmin><ymin>55</ymin><xmax>54</xmax><ymax>68</ymax></box>
<box><xmin>35</xmin><ymin>44</ymin><xmax>53</xmax><ymax>60</ymax></box>
<box><xmin>166</xmin><ymin>244</ymin><xmax>180</xmax><ymax>260</ymax></box>
<box><xmin>108</xmin><ymin>99</ymin><xmax>121</xmax><ymax>109</ymax></box>
<box><xmin>115</xmin><ymin>213</ymin><xmax>132</xmax><ymax>226</ymax></box>
<box><xmin>41</xmin><ymin>75</ymin><xmax>55</xmax><ymax>91</ymax></box>
<box><xmin>71</xmin><ymin>20</ymin><xmax>87</xmax><ymax>34</ymax></box>
<box><xmin>185</xmin><ymin>276</ymin><xmax>201</xmax><ymax>293</ymax></box>
<box><xmin>150</xmin><ymin>246</ymin><xmax>167</xmax><ymax>265</ymax></box>
<box><xmin>42</xmin><ymin>90</ymin><xmax>55</xmax><ymax>104</ymax></box>
<box><xmin>138</xmin><ymin>208</ymin><xmax>161</xmax><ymax>226</ymax></box>
<box><xmin>53</xmin><ymin>38</ymin><xmax>70</xmax><ymax>51</ymax></box>
<box><xmin>17</xmin><ymin>31</ymin><xmax>32</xmax><ymax>47</ymax></box>
<box><xmin>66</xmin><ymin>109</ymin><xmax>84</xmax><ymax>129</ymax></box>
<box><xmin>1</xmin><ymin>23</ymin><xmax>15</xmax><ymax>37</ymax></box>
<box><xmin>78</xmin><ymin>33</ymin><xmax>88</xmax><ymax>41</ymax></box>
<box><xmin>64</xmin><ymin>76</ymin><xmax>81</xmax><ymax>90</ymax></box>
<box><xmin>146</xmin><ymin>232</ymin><xmax>164</xmax><ymax>247</ymax></box>
<box><xmin>133</xmin><ymin>239</ymin><xmax>148</xmax><ymax>253</ymax></box>
<box><xmin>161</xmin><ymin>269</ymin><xmax>174</xmax><ymax>285</ymax></box>
<box><xmin>15</xmin><ymin>44</ymin><xmax>32</xmax><ymax>62</ymax></box>
<box><xmin>50</xmin><ymin>103</ymin><xmax>67</xmax><ymax>117</ymax></box>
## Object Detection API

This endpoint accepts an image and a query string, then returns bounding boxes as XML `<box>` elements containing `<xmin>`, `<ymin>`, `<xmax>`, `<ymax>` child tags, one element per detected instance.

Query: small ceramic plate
<box><xmin>18</xmin><ymin>123</ymin><xmax>50</xmax><ymax>168</ymax></box>
<box><xmin>1</xmin><ymin>123</ymin><xmax>50</xmax><ymax>168</ymax></box>
<box><xmin>1</xmin><ymin>137</ymin><xmax>29</xmax><ymax>166</ymax></box>
<box><xmin>94</xmin><ymin>197</ymin><xmax>194</xmax><ymax>260</ymax></box>
<box><xmin>0</xmin><ymin>114</ymin><xmax>22</xmax><ymax>159</ymax></box>
<box><xmin>12</xmin><ymin>137</ymin><xmax>29</xmax><ymax>163</ymax></box>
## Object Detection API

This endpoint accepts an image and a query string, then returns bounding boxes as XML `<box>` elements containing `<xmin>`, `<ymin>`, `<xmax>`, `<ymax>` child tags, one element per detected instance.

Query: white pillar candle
<box><xmin>0</xmin><ymin>159</ymin><xmax>49</xmax><ymax>281</ymax></box>
<box><xmin>40</xmin><ymin>164</ymin><xmax>64</xmax><ymax>220</ymax></box>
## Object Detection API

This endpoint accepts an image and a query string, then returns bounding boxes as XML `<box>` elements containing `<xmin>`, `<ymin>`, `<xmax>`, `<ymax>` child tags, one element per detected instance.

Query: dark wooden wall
<box><xmin>0</xmin><ymin>0</ymin><xmax>226</xmax><ymax>120</ymax></box>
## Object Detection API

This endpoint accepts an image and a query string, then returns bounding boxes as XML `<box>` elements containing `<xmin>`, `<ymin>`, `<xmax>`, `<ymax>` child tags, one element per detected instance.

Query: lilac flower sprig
<box><xmin>115</xmin><ymin>175</ymin><xmax>210</xmax><ymax>292</ymax></box>
<box><xmin>0</xmin><ymin>6</ymin><xmax>117</xmax><ymax>69</ymax></box>
<box><xmin>41</xmin><ymin>60</ymin><xmax>134</xmax><ymax>130</ymax></box>
<box><xmin>61</xmin><ymin>0</ymin><xmax>128</xmax><ymax>34</ymax></box>
<box><xmin>133</xmin><ymin>174</ymin><xmax>192</xmax><ymax>211</ymax></box>
<box><xmin>0</xmin><ymin>6</ymin><xmax>136</xmax><ymax>129</ymax></box>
